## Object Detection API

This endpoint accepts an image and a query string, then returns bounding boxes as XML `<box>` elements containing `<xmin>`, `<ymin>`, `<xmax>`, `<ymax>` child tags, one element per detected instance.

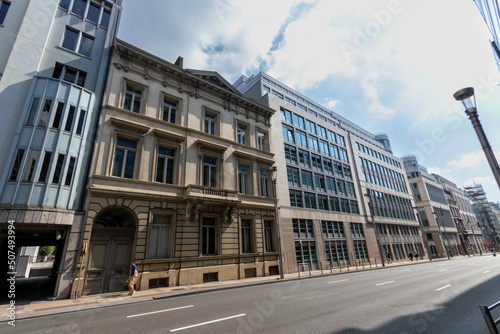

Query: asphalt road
<box><xmin>5</xmin><ymin>256</ymin><xmax>500</xmax><ymax>334</ymax></box>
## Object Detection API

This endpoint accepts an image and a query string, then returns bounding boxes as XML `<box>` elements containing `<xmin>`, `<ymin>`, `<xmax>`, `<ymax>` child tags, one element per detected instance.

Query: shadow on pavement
<box><xmin>331</xmin><ymin>274</ymin><xmax>500</xmax><ymax>334</ymax></box>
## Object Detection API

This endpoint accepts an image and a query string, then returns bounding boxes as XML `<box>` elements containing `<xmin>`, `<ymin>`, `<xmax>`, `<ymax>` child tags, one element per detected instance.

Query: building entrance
<box><xmin>83</xmin><ymin>209</ymin><xmax>135</xmax><ymax>295</ymax></box>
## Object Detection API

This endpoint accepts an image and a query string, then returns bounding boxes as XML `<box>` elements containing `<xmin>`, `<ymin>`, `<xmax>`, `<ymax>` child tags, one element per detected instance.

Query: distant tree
<box><xmin>38</xmin><ymin>246</ymin><xmax>55</xmax><ymax>257</ymax></box>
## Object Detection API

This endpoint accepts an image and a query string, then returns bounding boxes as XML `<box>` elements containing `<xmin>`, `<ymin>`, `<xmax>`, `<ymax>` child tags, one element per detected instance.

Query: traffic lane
<box><xmin>9</xmin><ymin>256</ymin><xmax>499</xmax><ymax>333</ymax></box>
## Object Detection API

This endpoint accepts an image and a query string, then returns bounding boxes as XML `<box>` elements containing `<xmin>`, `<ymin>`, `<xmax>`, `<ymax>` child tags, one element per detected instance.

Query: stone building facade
<box><xmin>71</xmin><ymin>40</ymin><xmax>278</xmax><ymax>297</ymax></box>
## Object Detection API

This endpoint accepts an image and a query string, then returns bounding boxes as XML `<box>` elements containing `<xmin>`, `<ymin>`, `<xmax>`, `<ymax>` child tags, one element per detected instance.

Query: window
<box><xmin>293</xmin><ymin>114</ymin><xmax>305</xmax><ymax>129</ymax></box>
<box><xmin>293</xmin><ymin>219</ymin><xmax>314</xmax><ymax>238</ymax></box>
<box><xmin>38</xmin><ymin>152</ymin><xmax>53</xmax><ymax>183</ymax></box>
<box><xmin>52</xmin><ymin>63</ymin><xmax>87</xmax><ymax>87</ymax></box>
<box><xmin>289</xmin><ymin>190</ymin><xmax>303</xmax><ymax>207</ymax></box>
<box><xmin>100</xmin><ymin>6</ymin><xmax>111</xmax><ymax>29</ymax></box>
<box><xmin>51</xmin><ymin>102</ymin><xmax>65</xmax><ymax>130</ymax></box>
<box><xmin>284</xmin><ymin>145</ymin><xmax>297</xmax><ymax>164</ymax></box>
<box><xmin>237</xmin><ymin>123</ymin><xmax>247</xmax><ymax>145</ymax></box>
<box><xmin>287</xmin><ymin>167</ymin><xmax>300</xmax><ymax>187</ymax></box>
<box><xmin>58</xmin><ymin>0</ymin><xmax>71</xmax><ymax>10</ymax></box>
<box><xmin>318</xmin><ymin>126</ymin><xmax>327</xmax><ymax>138</ymax></box>
<box><xmin>9</xmin><ymin>149</ymin><xmax>25</xmax><ymax>181</ymax></box>
<box><xmin>64</xmin><ymin>157</ymin><xmax>76</xmax><ymax>186</ymax></box>
<box><xmin>298</xmin><ymin>150</ymin><xmax>310</xmax><ymax>168</ymax></box>
<box><xmin>295</xmin><ymin>130</ymin><xmax>307</xmax><ymax>147</ymax></box>
<box><xmin>304</xmin><ymin>192</ymin><xmax>317</xmax><ymax>209</ymax></box>
<box><xmin>23</xmin><ymin>150</ymin><xmax>39</xmax><ymax>182</ymax></box>
<box><xmin>156</xmin><ymin>147</ymin><xmax>175</xmax><ymax>184</ymax></box>
<box><xmin>280</xmin><ymin>109</ymin><xmax>292</xmax><ymax>122</ymax></box>
<box><xmin>337</xmin><ymin>135</ymin><xmax>346</xmax><ymax>146</ymax></box>
<box><xmin>51</xmin><ymin>154</ymin><xmax>66</xmax><ymax>185</ymax></box>
<box><xmin>330</xmin><ymin>197</ymin><xmax>341</xmax><ymax>212</ymax></box>
<box><xmin>314</xmin><ymin>174</ymin><xmax>326</xmax><ymax>192</ymax></box>
<box><xmin>72</xmin><ymin>0</ymin><xmax>87</xmax><ymax>17</ymax></box>
<box><xmin>204</xmin><ymin>113</ymin><xmax>216</xmax><ymax>135</ymax></box>
<box><xmin>62</xmin><ymin>27</ymin><xmax>94</xmax><ymax>58</ymax></box>
<box><xmin>350</xmin><ymin>223</ymin><xmax>364</xmax><ymax>238</ymax></box>
<box><xmin>264</xmin><ymin>221</ymin><xmax>274</xmax><ymax>252</ymax></box>
<box><xmin>308</xmin><ymin>136</ymin><xmax>319</xmax><ymax>151</ymax></box>
<box><xmin>320</xmin><ymin>140</ymin><xmax>329</xmax><ymax>155</ymax></box>
<box><xmin>328</xmin><ymin>130</ymin><xmax>337</xmax><ymax>143</ymax></box>
<box><xmin>113</xmin><ymin>137</ymin><xmax>137</xmax><ymax>178</ymax></box>
<box><xmin>64</xmin><ymin>106</ymin><xmax>76</xmax><ymax>132</ymax></box>
<box><xmin>0</xmin><ymin>0</ymin><xmax>10</xmax><ymax>25</ymax></box>
<box><xmin>311</xmin><ymin>154</ymin><xmax>322</xmax><ymax>171</ymax></box>
<box><xmin>123</xmin><ymin>84</ymin><xmax>143</xmax><ymax>113</ymax></box>
<box><xmin>162</xmin><ymin>98</ymin><xmax>177</xmax><ymax>123</ymax></box>
<box><xmin>87</xmin><ymin>1</ymin><xmax>102</xmax><ymax>25</ymax></box>
<box><xmin>26</xmin><ymin>98</ymin><xmax>40</xmax><ymax>126</ymax></box>
<box><xmin>75</xmin><ymin>109</ymin><xmax>86</xmax><ymax>135</ymax></box>
<box><xmin>318</xmin><ymin>195</ymin><xmax>329</xmax><ymax>210</ymax></box>
<box><xmin>282</xmin><ymin>125</ymin><xmax>294</xmax><ymax>143</ymax></box>
<box><xmin>60</xmin><ymin>0</ymin><xmax>111</xmax><ymax>29</ymax></box>
<box><xmin>306</xmin><ymin>120</ymin><xmax>316</xmax><ymax>134</ymax></box>
<box><xmin>37</xmin><ymin>99</ymin><xmax>52</xmax><ymax>127</ymax></box>
<box><xmin>238</xmin><ymin>164</ymin><xmax>250</xmax><ymax>194</ymax></box>
<box><xmin>301</xmin><ymin>171</ymin><xmax>313</xmax><ymax>190</ymax></box>
<box><xmin>257</xmin><ymin>131</ymin><xmax>267</xmax><ymax>151</ymax></box>
<box><xmin>326</xmin><ymin>177</ymin><xmax>336</xmax><ymax>193</ymax></box>
<box><xmin>203</xmin><ymin>155</ymin><xmax>217</xmax><ymax>187</ymax></box>
<box><xmin>201</xmin><ymin>217</ymin><xmax>217</xmax><ymax>255</ymax></box>
<box><xmin>322</xmin><ymin>221</ymin><xmax>345</xmax><ymax>239</ymax></box>
<box><xmin>149</xmin><ymin>215</ymin><xmax>171</xmax><ymax>258</ymax></box>
<box><xmin>241</xmin><ymin>219</ymin><xmax>254</xmax><ymax>253</ymax></box>
<box><xmin>260</xmin><ymin>169</ymin><xmax>271</xmax><ymax>197</ymax></box>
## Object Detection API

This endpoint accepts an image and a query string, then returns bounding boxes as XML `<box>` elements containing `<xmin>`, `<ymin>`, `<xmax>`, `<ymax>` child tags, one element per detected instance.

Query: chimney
<box><xmin>174</xmin><ymin>56</ymin><xmax>183</xmax><ymax>68</ymax></box>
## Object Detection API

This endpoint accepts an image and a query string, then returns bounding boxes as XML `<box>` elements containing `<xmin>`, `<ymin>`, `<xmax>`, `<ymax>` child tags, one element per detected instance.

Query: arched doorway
<box><xmin>83</xmin><ymin>208</ymin><xmax>136</xmax><ymax>295</ymax></box>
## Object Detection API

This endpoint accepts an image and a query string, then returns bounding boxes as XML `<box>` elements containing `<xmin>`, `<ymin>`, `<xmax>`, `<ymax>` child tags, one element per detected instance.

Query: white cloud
<box><xmin>324</xmin><ymin>98</ymin><xmax>339</xmax><ymax>109</ymax></box>
<box><xmin>447</xmin><ymin>150</ymin><xmax>500</xmax><ymax>169</ymax></box>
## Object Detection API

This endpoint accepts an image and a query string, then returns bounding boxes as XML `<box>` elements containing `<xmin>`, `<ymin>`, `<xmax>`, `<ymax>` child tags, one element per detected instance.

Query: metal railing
<box><xmin>480</xmin><ymin>301</ymin><xmax>500</xmax><ymax>333</ymax></box>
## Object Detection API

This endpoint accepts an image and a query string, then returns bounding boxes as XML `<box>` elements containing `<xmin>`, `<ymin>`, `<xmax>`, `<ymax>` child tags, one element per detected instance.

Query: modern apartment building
<box><xmin>71</xmin><ymin>40</ymin><xmax>278</xmax><ymax>297</ymax></box>
<box><xmin>0</xmin><ymin>0</ymin><xmax>122</xmax><ymax>299</ymax></box>
<box><xmin>234</xmin><ymin>73</ymin><xmax>424</xmax><ymax>272</ymax></box>
<box><xmin>402</xmin><ymin>155</ymin><xmax>461</xmax><ymax>258</ymax></box>
<box><xmin>433</xmin><ymin>174</ymin><xmax>484</xmax><ymax>254</ymax></box>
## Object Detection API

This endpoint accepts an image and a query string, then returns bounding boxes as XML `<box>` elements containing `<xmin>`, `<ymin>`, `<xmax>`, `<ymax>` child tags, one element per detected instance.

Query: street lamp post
<box><xmin>364</xmin><ymin>193</ymin><xmax>385</xmax><ymax>267</ymax></box>
<box><xmin>453</xmin><ymin>87</ymin><xmax>500</xmax><ymax>190</ymax></box>
<box><xmin>271</xmin><ymin>166</ymin><xmax>284</xmax><ymax>279</ymax></box>
<box><xmin>413</xmin><ymin>207</ymin><xmax>432</xmax><ymax>261</ymax></box>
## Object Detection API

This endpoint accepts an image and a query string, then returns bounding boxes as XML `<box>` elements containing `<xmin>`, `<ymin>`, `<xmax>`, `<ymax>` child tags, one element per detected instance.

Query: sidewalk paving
<box><xmin>0</xmin><ymin>257</ymin><xmax>453</xmax><ymax>323</ymax></box>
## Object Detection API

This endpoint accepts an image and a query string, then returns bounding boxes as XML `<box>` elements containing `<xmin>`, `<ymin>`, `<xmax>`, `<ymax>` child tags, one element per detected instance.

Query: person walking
<box><xmin>409</xmin><ymin>252</ymin><xmax>413</xmax><ymax>261</ymax></box>
<box><xmin>414</xmin><ymin>252</ymin><xmax>419</xmax><ymax>261</ymax></box>
<box><xmin>386</xmin><ymin>250</ymin><xmax>392</xmax><ymax>264</ymax></box>
<box><xmin>127</xmin><ymin>260</ymin><xmax>138</xmax><ymax>295</ymax></box>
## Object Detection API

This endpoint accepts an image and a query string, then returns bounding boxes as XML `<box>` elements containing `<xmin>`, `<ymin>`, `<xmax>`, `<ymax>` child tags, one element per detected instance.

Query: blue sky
<box><xmin>118</xmin><ymin>0</ymin><xmax>500</xmax><ymax>202</ymax></box>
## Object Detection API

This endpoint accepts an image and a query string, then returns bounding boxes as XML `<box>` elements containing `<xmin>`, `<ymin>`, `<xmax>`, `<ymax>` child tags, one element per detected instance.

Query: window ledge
<box><xmin>109</xmin><ymin>116</ymin><xmax>150</xmax><ymax>134</ymax></box>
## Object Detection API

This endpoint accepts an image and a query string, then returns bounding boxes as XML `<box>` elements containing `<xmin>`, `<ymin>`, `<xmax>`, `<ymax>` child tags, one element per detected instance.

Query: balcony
<box><xmin>184</xmin><ymin>185</ymin><xmax>240</xmax><ymax>204</ymax></box>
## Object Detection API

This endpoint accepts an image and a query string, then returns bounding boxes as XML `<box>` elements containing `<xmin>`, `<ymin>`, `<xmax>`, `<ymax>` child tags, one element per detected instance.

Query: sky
<box><xmin>118</xmin><ymin>0</ymin><xmax>500</xmax><ymax>202</ymax></box>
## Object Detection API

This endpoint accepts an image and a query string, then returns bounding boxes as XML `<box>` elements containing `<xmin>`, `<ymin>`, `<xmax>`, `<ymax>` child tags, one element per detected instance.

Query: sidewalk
<box><xmin>0</xmin><ymin>257</ymin><xmax>444</xmax><ymax>323</ymax></box>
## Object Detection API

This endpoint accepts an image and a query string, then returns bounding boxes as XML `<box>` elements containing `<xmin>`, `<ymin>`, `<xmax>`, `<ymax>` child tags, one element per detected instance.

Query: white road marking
<box><xmin>327</xmin><ymin>279</ymin><xmax>348</xmax><ymax>284</ymax></box>
<box><xmin>127</xmin><ymin>305</ymin><xmax>194</xmax><ymax>318</ymax></box>
<box><xmin>375</xmin><ymin>280</ymin><xmax>395</xmax><ymax>286</ymax></box>
<box><xmin>170</xmin><ymin>314</ymin><xmax>247</xmax><ymax>332</ymax></box>
<box><xmin>483</xmin><ymin>270</ymin><xmax>490</xmax><ymax>274</ymax></box>
<box><xmin>438</xmin><ymin>269</ymin><xmax>448</xmax><ymax>272</ymax></box>
<box><xmin>435</xmin><ymin>284</ymin><xmax>452</xmax><ymax>291</ymax></box>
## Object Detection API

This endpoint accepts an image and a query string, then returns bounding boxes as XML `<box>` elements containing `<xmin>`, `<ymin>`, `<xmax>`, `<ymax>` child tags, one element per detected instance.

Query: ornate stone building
<box><xmin>71</xmin><ymin>40</ymin><xmax>278</xmax><ymax>296</ymax></box>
